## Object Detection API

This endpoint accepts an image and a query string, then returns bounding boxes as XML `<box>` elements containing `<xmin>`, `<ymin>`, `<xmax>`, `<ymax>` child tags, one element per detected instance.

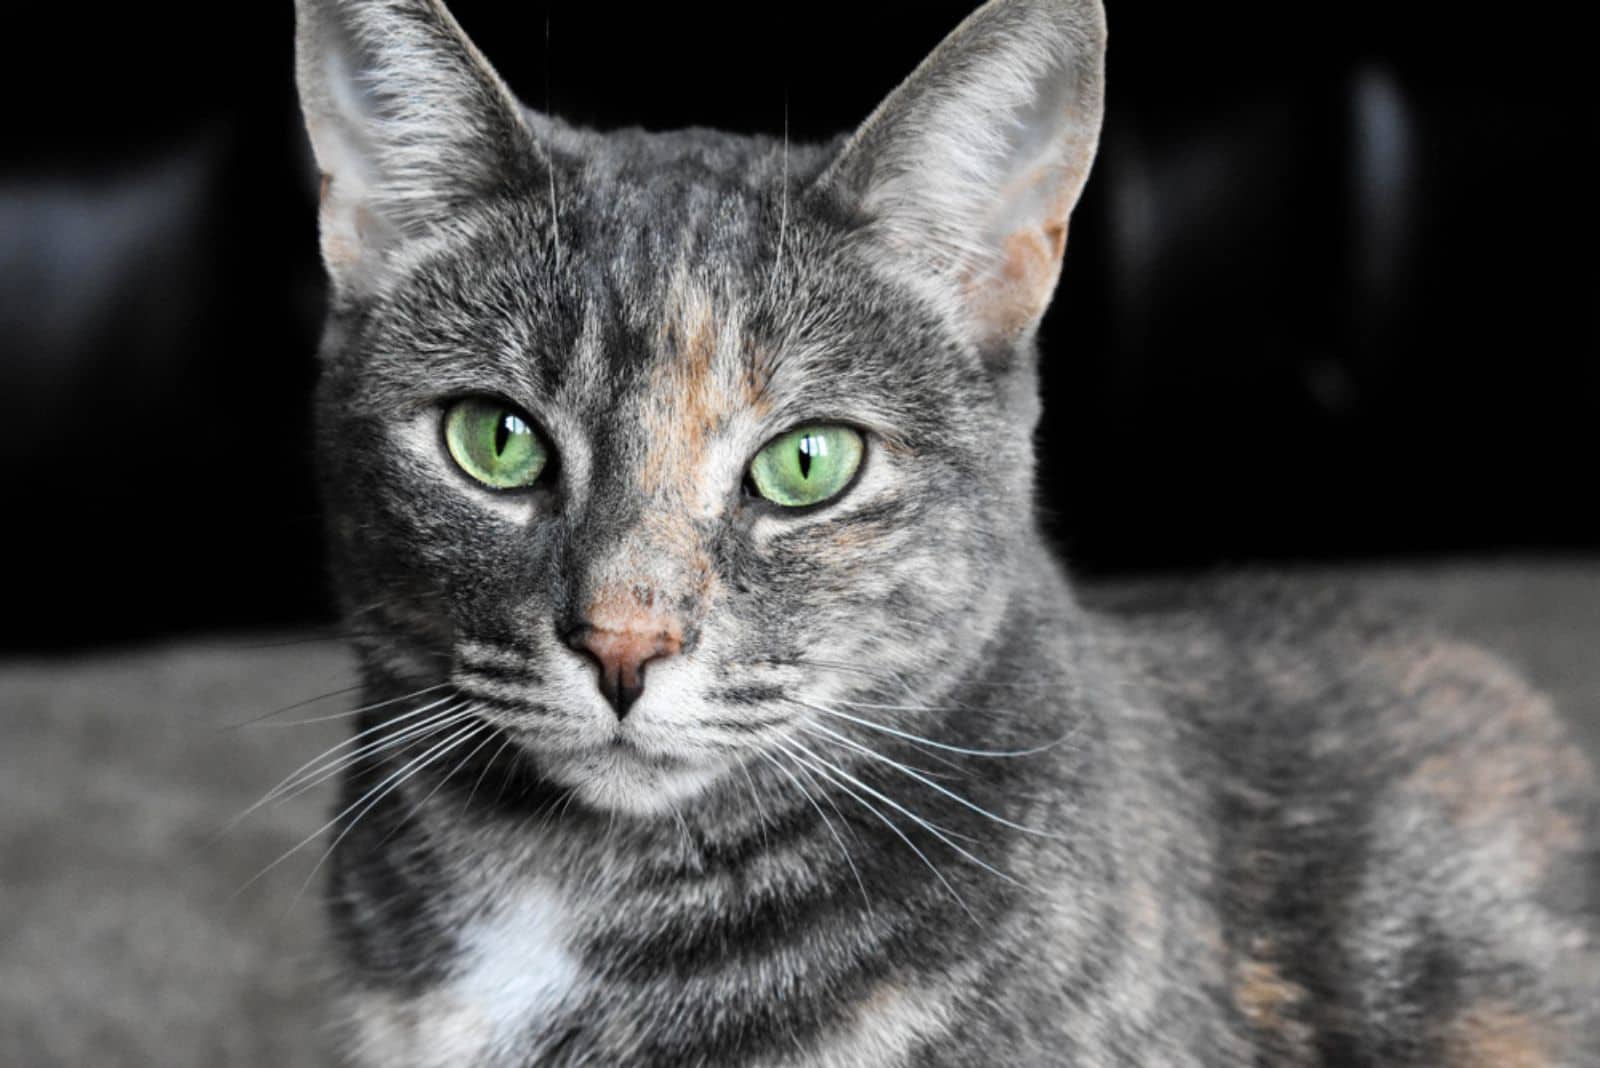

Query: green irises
<box><xmin>442</xmin><ymin>399</ymin><xmax>861</xmax><ymax>510</ymax></box>
<box><xmin>748</xmin><ymin>425</ymin><xmax>864</xmax><ymax>508</ymax></box>
<box><xmin>443</xmin><ymin>398</ymin><xmax>550</xmax><ymax>490</ymax></box>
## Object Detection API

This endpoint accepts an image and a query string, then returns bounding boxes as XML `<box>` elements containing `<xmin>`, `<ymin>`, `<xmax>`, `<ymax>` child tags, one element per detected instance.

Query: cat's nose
<box><xmin>563</xmin><ymin>618</ymin><xmax>682</xmax><ymax>719</ymax></box>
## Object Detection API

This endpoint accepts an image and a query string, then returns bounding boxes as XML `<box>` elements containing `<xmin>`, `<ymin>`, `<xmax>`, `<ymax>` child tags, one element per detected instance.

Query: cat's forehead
<box><xmin>388</xmin><ymin>177</ymin><xmax>857</xmax><ymax>386</ymax></box>
<box><xmin>557</xmin><ymin>123</ymin><xmax>816</xmax><ymax>283</ymax></box>
<box><xmin>359</xmin><ymin>128</ymin><xmax>972</xmax><ymax>458</ymax></box>
<box><xmin>545</xmin><ymin>217</ymin><xmax>801</xmax><ymax>416</ymax></box>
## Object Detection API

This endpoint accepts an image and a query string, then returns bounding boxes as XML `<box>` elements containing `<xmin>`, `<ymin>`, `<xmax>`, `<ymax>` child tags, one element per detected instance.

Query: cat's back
<box><xmin>1083</xmin><ymin>575</ymin><xmax>1600</xmax><ymax>1065</ymax></box>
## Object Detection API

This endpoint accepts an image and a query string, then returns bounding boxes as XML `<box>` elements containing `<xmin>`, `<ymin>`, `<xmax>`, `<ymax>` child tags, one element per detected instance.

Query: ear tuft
<box><xmin>819</xmin><ymin>0</ymin><xmax>1107</xmax><ymax>354</ymax></box>
<box><xmin>294</xmin><ymin>0</ymin><xmax>540</xmax><ymax>297</ymax></box>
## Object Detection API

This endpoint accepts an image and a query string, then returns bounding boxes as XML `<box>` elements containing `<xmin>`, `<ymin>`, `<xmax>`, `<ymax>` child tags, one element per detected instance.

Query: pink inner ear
<box><xmin>319</xmin><ymin>202</ymin><xmax>365</xmax><ymax>272</ymax></box>
<box><xmin>960</xmin><ymin>142</ymin><xmax>1088</xmax><ymax>344</ymax></box>
<box><xmin>315</xmin><ymin>169</ymin><xmax>373</xmax><ymax>274</ymax></box>
<box><xmin>966</xmin><ymin>215</ymin><xmax>1071</xmax><ymax>344</ymax></box>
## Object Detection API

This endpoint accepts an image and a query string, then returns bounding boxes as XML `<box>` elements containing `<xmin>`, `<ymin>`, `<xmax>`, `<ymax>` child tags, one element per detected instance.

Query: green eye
<box><xmin>748</xmin><ymin>425</ymin><xmax>864</xmax><ymax>508</ymax></box>
<box><xmin>443</xmin><ymin>398</ymin><xmax>550</xmax><ymax>490</ymax></box>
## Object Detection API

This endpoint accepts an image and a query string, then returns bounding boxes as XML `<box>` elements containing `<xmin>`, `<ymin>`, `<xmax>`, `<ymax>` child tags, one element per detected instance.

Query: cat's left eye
<box><xmin>748</xmin><ymin>425</ymin><xmax>864</xmax><ymax>508</ymax></box>
<box><xmin>442</xmin><ymin>398</ymin><xmax>550</xmax><ymax>490</ymax></box>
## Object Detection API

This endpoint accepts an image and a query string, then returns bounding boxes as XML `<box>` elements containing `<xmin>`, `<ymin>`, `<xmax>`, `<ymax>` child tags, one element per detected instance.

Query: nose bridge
<box><xmin>561</xmin><ymin>442</ymin><xmax>712</xmax><ymax>608</ymax></box>
<box><xmin>562</xmin><ymin>505</ymin><xmax>706</xmax><ymax>720</ymax></box>
<box><xmin>575</xmin><ymin>509</ymin><xmax>710</xmax><ymax>626</ymax></box>
<box><xmin>562</xmin><ymin>268</ymin><xmax>737</xmax><ymax>635</ymax></box>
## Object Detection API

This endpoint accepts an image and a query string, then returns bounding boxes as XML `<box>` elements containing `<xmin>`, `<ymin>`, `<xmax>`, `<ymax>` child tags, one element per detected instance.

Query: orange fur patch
<box><xmin>638</xmin><ymin>279</ymin><xmax>739</xmax><ymax>498</ymax></box>
<box><xmin>1442</xmin><ymin>1002</ymin><xmax>1552</xmax><ymax>1068</ymax></box>
<box><xmin>1384</xmin><ymin>641</ymin><xmax>1592</xmax><ymax>879</ymax></box>
<box><xmin>1233</xmin><ymin>949</ymin><xmax>1315</xmax><ymax>1054</ymax></box>
<box><xmin>965</xmin><ymin>225</ymin><xmax>1066</xmax><ymax>343</ymax></box>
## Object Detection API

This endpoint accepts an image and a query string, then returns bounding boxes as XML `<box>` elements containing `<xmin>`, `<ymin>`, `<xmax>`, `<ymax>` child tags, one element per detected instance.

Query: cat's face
<box><xmin>298</xmin><ymin>0</ymin><xmax>1105</xmax><ymax>814</ymax></box>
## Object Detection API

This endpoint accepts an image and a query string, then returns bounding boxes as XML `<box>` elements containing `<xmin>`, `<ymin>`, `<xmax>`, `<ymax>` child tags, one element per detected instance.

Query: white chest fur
<box><xmin>346</xmin><ymin>883</ymin><xmax>582</xmax><ymax>1068</ymax></box>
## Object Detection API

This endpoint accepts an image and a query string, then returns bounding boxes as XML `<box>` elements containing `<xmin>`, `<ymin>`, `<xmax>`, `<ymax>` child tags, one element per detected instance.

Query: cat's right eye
<box><xmin>442</xmin><ymin>398</ymin><xmax>551</xmax><ymax>491</ymax></box>
<box><xmin>748</xmin><ymin>425</ymin><xmax>864</xmax><ymax>508</ymax></box>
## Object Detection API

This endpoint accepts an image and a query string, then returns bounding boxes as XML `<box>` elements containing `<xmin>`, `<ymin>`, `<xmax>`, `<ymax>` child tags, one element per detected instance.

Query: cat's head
<box><xmin>296</xmin><ymin>0</ymin><xmax>1105</xmax><ymax>814</ymax></box>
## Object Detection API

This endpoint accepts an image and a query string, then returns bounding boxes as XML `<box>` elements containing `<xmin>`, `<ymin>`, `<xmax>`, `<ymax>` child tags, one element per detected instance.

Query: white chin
<box><xmin>542</xmin><ymin>746</ymin><xmax>722</xmax><ymax>816</ymax></box>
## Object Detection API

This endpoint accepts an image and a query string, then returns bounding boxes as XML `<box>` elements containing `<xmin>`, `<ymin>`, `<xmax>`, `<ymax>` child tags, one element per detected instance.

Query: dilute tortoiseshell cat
<box><xmin>291</xmin><ymin>0</ymin><xmax>1599</xmax><ymax>1064</ymax></box>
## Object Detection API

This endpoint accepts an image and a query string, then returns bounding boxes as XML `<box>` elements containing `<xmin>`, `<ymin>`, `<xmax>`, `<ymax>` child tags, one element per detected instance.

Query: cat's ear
<box><xmin>818</xmin><ymin>0</ymin><xmax>1106</xmax><ymax>357</ymax></box>
<box><xmin>294</xmin><ymin>0</ymin><xmax>541</xmax><ymax>297</ymax></box>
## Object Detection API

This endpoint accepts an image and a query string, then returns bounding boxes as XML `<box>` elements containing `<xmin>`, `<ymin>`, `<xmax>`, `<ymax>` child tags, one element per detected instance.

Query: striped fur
<box><xmin>294</xmin><ymin>1</ymin><xmax>1600</xmax><ymax>1064</ymax></box>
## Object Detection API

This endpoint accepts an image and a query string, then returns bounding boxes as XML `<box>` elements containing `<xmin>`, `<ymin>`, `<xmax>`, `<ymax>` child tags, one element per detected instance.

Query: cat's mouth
<box><xmin>452</xmin><ymin>651</ymin><xmax>740</xmax><ymax>811</ymax></box>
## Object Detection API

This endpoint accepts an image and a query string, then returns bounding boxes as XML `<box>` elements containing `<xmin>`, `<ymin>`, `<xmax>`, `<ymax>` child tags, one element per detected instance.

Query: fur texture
<box><xmin>291</xmin><ymin>1</ymin><xmax>1600</xmax><ymax>1064</ymax></box>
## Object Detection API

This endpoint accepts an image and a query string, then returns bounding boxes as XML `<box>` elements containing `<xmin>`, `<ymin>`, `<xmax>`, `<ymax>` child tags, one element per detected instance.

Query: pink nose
<box><xmin>563</xmin><ymin>620</ymin><xmax>682</xmax><ymax>719</ymax></box>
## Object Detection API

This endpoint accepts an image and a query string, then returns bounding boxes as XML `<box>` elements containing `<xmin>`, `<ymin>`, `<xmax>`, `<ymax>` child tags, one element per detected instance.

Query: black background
<box><xmin>2</xmin><ymin>2</ymin><xmax>1594</xmax><ymax>650</ymax></box>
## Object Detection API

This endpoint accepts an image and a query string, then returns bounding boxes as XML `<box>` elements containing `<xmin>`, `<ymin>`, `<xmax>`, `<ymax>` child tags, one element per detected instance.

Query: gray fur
<box><xmin>292</xmin><ymin>1</ymin><xmax>1600</xmax><ymax>1064</ymax></box>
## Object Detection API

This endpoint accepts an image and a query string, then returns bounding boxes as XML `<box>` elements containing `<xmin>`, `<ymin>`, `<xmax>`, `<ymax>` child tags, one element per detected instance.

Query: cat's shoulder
<box><xmin>1081</xmin><ymin>572</ymin><xmax>1600</xmax><ymax>1063</ymax></box>
<box><xmin>1081</xmin><ymin>570</ymin><xmax>1598</xmax><ymax>825</ymax></box>
<box><xmin>1084</xmin><ymin>570</ymin><xmax>1568</xmax><ymax>729</ymax></box>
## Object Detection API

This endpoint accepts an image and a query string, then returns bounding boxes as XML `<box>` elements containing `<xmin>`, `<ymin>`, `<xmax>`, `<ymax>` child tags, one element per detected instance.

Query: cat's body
<box><xmin>329</xmin><ymin>565</ymin><xmax>1599</xmax><ymax>1067</ymax></box>
<box><xmin>292</xmin><ymin>1</ymin><xmax>1600</xmax><ymax>1064</ymax></box>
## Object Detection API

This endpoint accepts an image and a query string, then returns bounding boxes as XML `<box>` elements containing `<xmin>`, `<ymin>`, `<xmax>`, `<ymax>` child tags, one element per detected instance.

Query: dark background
<box><xmin>2</xmin><ymin>2</ymin><xmax>1594</xmax><ymax>651</ymax></box>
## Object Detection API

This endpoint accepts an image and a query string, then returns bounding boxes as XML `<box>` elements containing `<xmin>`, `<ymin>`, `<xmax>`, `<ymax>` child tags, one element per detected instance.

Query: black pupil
<box><xmin>798</xmin><ymin>436</ymin><xmax>816</xmax><ymax>479</ymax></box>
<box><xmin>494</xmin><ymin>414</ymin><xmax>514</xmax><ymax>457</ymax></box>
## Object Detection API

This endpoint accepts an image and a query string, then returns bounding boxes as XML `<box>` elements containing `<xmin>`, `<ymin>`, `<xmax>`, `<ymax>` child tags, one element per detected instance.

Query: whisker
<box><xmin>534</xmin><ymin>787</ymin><xmax>580</xmax><ymax>839</ymax></box>
<box><xmin>222</xmin><ymin>629</ymin><xmax>450</xmax><ymax>654</ymax></box>
<box><xmin>802</xmin><ymin>720</ymin><xmax>1063</xmax><ymax>842</ymax></box>
<box><xmin>544</xmin><ymin>14</ymin><xmax>562</xmax><ymax>266</ymax></box>
<box><xmin>780</xmin><ymin>743</ymin><xmax>865</xmax><ymax>849</ymax></box>
<box><xmin>248</xmin><ymin>696</ymin><xmax>468</xmax><ymax>813</ymax></box>
<box><xmin>772</xmin><ymin>89</ymin><xmax>790</xmax><ymax>292</ymax></box>
<box><xmin>492</xmin><ymin>735</ymin><xmax>527</xmax><ymax>809</ymax></box>
<box><xmin>267</xmin><ymin>706</ymin><xmax>477</xmax><ymax>808</ymax></box>
<box><xmin>666</xmin><ymin>797</ymin><xmax>694</xmax><ymax>863</ymax></box>
<box><xmin>780</xmin><ymin>658</ymin><xmax>918</xmax><ymax>695</ymax></box>
<box><xmin>240</xmin><ymin>681</ymin><xmax>454</xmax><ymax>730</ymax></box>
<box><xmin>780</xmin><ymin>698</ymin><xmax>964</xmax><ymax>775</ymax></box>
<box><xmin>278</xmin><ymin>707</ymin><xmax>473</xmax><ymax>815</ymax></box>
<box><xmin>341</xmin><ymin>591</ymin><xmax>449</xmax><ymax>623</ymax></box>
<box><xmin>223</xmin><ymin>697</ymin><xmax>468</xmax><ymax>836</ymax></box>
<box><xmin>755</xmin><ymin>749</ymin><xmax>873</xmax><ymax>919</ymax></box>
<box><xmin>219</xmin><ymin>681</ymin><xmax>367</xmax><ymax>731</ymax></box>
<box><xmin>285</xmin><ymin>719</ymin><xmax>491</xmax><ymax>914</ymax></box>
<box><xmin>801</xmin><ymin>698</ymin><xmax>1078</xmax><ymax>759</ymax></box>
<box><xmin>737</xmin><ymin>762</ymin><xmax>772</xmax><ymax>855</ymax></box>
<box><xmin>776</xmin><ymin>739</ymin><xmax>975</xmax><ymax>921</ymax></box>
<box><xmin>382</xmin><ymin>719</ymin><xmax>499</xmax><ymax>840</ymax></box>
<box><xmin>783</xmin><ymin>736</ymin><xmax>1028</xmax><ymax>892</ymax></box>
<box><xmin>462</xmin><ymin>732</ymin><xmax>517</xmax><ymax>817</ymax></box>
<box><xmin>240</xmin><ymin>719</ymin><xmax>486</xmax><ymax>902</ymax></box>
<box><xmin>783</xmin><ymin>657</ymin><xmax>1051</xmax><ymax>696</ymax></box>
<box><xmin>784</xmin><ymin>733</ymin><xmax>980</xmax><ymax>847</ymax></box>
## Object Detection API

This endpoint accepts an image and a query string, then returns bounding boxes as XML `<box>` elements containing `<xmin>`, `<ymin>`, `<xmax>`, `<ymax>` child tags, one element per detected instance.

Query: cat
<box><xmin>291</xmin><ymin>0</ymin><xmax>1600</xmax><ymax>1064</ymax></box>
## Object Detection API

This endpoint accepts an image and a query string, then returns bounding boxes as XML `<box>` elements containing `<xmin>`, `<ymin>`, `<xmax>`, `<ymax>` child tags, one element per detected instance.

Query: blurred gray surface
<box><xmin>1</xmin><ymin>637</ymin><xmax>353</xmax><ymax>1068</ymax></box>
<box><xmin>2</xmin><ymin>562</ymin><xmax>1597</xmax><ymax>1068</ymax></box>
